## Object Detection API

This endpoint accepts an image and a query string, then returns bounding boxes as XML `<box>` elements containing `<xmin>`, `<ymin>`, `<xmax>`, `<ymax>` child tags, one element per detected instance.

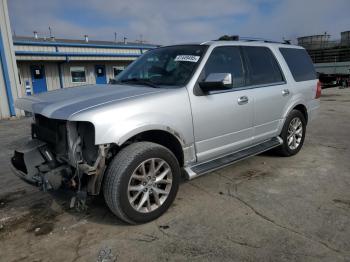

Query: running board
<box><xmin>184</xmin><ymin>137</ymin><xmax>283</xmax><ymax>180</ymax></box>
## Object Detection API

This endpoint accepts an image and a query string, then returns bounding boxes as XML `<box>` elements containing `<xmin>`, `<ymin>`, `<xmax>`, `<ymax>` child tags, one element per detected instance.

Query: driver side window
<box><xmin>202</xmin><ymin>46</ymin><xmax>245</xmax><ymax>88</ymax></box>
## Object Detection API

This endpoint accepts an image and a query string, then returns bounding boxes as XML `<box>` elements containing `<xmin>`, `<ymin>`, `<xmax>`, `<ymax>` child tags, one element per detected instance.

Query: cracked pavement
<box><xmin>0</xmin><ymin>87</ymin><xmax>350</xmax><ymax>261</ymax></box>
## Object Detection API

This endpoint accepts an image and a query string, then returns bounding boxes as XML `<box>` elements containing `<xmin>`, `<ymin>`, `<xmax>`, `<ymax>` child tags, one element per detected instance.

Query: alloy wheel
<box><xmin>287</xmin><ymin>117</ymin><xmax>303</xmax><ymax>150</ymax></box>
<box><xmin>127</xmin><ymin>158</ymin><xmax>173</xmax><ymax>213</ymax></box>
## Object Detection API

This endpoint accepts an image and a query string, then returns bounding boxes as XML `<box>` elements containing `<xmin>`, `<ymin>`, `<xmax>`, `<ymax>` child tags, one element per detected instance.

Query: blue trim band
<box><xmin>0</xmin><ymin>31</ymin><xmax>16</xmax><ymax>116</ymax></box>
<box><xmin>13</xmin><ymin>40</ymin><xmax>158</xmax><ymax>50</ymax></box>
<box><xmin>15</xmin><ymin>51</ymin><xmax>141</xmax><ymax>58</ymax></box>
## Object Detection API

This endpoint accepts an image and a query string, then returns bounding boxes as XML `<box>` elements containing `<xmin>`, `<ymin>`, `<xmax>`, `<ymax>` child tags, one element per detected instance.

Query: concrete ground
<box><xmin>0</xmin><ymin>87</ymin><xmax>350</xmax><ymax>262</ymax></box>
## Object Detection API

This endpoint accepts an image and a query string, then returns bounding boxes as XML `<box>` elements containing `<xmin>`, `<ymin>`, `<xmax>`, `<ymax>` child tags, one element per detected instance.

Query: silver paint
<box><xmin>14</xmin><ymin>41</ymin><xmax>320</xmax><ymax>169</ymax></box>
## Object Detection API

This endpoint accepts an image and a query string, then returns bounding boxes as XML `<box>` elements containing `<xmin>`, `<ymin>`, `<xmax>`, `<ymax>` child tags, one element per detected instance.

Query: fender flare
<box><xmin>114</xmin><ymin>124</ymin><xmax>187</xmax><ymax>147</ymax></box>
<box><xmin>278</xmin><ymin>99</ymin><xmax>308</xmax><ymax>132</ymax></box>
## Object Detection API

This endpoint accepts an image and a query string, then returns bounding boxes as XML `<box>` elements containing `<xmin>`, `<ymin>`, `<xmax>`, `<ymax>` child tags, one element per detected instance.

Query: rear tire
<box><xmin>103</xmin><ymin>142</ymin><xmax>180</xmax><ymax>224</ymax></box>
<box><xmin>276</xmin><ymin>110</ymin><xmax>306</xmax><ymax>157</ymax></box>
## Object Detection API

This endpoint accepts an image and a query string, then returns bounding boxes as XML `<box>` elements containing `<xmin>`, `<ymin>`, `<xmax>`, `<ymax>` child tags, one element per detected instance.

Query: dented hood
<box><xmin>15</xmin><ymin>84</ymin><xmax>162</xmax><ymax>120</ymax></box>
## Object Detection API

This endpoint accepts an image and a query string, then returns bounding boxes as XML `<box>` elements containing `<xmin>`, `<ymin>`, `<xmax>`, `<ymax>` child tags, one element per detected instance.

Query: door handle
<box><xmin>282</xmin><ymin>89</ymin><xmax>290</xmax><ymax>96</ymax></box>
<box><xmin>237</xmin><ymin>96</ymin><xmax>249</xmax><ymax>105</ymax></box>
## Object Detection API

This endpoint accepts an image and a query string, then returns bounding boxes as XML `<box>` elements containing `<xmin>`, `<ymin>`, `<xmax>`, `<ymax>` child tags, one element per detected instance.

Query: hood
<box><xmin>15</xmin><ymin>84</ymin><xmax>163</xmax><ymax>120</ymax></box>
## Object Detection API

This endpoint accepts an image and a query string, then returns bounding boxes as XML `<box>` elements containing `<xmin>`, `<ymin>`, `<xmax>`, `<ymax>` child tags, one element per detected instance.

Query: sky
<box><xmin>8</xmin><ymin>0</ymin><xmax>350</xmax><ymax>45</ymax></box>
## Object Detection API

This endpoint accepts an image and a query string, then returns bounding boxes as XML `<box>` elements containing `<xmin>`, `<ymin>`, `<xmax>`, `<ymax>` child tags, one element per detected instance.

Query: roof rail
<box><xmin>241</xmin><ymin>37</ymin><xmax>291</xmax><ymax>45</ymax></box>
<box><xmin>216</xmin><ymin>35</ymin><xmax>290</xmax><ymax>45</ymax></box>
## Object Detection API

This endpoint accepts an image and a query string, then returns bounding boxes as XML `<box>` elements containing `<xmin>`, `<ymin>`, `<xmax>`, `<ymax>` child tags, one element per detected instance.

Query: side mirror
<box><xmin>199</xmin><ymin>73</ymin><xmax>232</xmax><ymax>92</ymax></box>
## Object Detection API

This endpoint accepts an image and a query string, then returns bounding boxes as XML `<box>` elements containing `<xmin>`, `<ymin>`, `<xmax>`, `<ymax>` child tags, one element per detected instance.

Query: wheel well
<box><xmin>124</xmin><ymin>130</ymin><xmax>184</xmax><ymax>167</ymax></box>
<box><xmin>293</xmin><ymin>104</ymin><xmax>308</xmax><ymax>124</ymax></box>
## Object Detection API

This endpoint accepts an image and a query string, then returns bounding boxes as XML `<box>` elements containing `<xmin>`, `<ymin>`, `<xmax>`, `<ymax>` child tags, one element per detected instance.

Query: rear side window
<box><xmin>243</xmin><ymin>46</ymin><xmax>284</xmax><ymax>86</ymax></box>
<box><xmin>280</xmin><ymin>48</ymin><xmax>316</xmax><ymax>82</ymax></box>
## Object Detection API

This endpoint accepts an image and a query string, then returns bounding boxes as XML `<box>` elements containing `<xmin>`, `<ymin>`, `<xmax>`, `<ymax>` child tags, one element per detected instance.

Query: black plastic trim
<box><xmin>191</xmin><ymin>137</ymin><xmax>281</xmax><ymax>175</ymax></box>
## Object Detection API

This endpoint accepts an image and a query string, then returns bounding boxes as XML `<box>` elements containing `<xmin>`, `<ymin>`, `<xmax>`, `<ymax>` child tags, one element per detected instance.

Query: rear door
<box><xmin>190</xmin><ymin>46</ymin><xmax>255</xmax><ymax>162</ymax></box>
<box><xmin>241</xmin><ymin>46</ymin><xmax>288</xmax><ymax>143</ymax></box>
<box><xmin>279</xmin><ymin>48</ymin><xmax>318</xmax><ymax>121</ymax></box>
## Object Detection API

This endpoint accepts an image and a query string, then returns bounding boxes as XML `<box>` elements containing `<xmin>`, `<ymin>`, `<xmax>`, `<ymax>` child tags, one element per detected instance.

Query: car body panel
<box><xmin>15</xmin><ymin>84</ymin><xmax>163</xmax><ymax>120</ymax></box>
<box><xmin>251</xmin><ymin>82</ymin><xmax>292</xmax><ymax>144</ymax></box>
<box><xmin>188</xmin><ymin>88</ymin><xmax>255</xmax><ymax>162</ymax></box>
<box><xmin>14</xmin><ymin>40</ymin><xmax>320</xmax><ymax>169</ymax></box>
<box><xmin>68</xmin><ymin>88</ymin><xmax>194</xmax><ymax>147</ymax></box>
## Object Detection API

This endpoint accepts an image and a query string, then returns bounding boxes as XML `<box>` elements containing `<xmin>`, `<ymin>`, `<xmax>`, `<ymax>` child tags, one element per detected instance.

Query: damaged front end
<box><xmin>11</xmin><ymin>114</ymin><xmax>110</xmax><ymax>197</ymax></box>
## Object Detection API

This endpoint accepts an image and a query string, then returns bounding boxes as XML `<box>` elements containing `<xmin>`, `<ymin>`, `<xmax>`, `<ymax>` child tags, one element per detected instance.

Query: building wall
<box><xmin>61</xmin><ymin>61</ymin><xmax>129</xmax><ymax>87</ymax></box>
<box><xmin>61</xmin><ymin>62</ymin><xmax>95</xmax><ymax>88</ymax></box>
<box><xmin>17</xmin><ymin>60</ymin><xmax>130</xmax><ymax>96</ymax></box>
<box><xmin>17</xmin><ymin>61</ymin><xmax>60</xmax><ymax>94</ymax></box>
<box><xmin>0</xmin><ymin>0</ymin><xmax>21</xmax><ymax>119</ymax></box>
<box><xmin>14</xmin><ymin>44</ymin><xmax>143</xmax><ymax>55</ymax></box>
<box><xmin>46</xmin><ymin>63</ymin><xmax>61</xmax><ymax>90</ymax></box>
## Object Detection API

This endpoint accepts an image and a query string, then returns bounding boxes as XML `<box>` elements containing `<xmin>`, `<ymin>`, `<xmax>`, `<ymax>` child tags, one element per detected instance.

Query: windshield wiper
<box><xmin>119</xmin><ymin>78</ymin><xmax>159</xmax><ymax>88</ymax></box>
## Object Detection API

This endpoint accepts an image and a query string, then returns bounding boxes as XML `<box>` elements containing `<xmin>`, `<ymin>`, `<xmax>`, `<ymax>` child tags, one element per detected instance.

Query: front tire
<box><xmin>277</xmin><ymin>110</ymin><xmax>306</xmax><ymax>157</ymax></box>
<box><xmin>103</xmin><ymin>142</ymin><xmax>180</xmax><ymax>224</ymax></box>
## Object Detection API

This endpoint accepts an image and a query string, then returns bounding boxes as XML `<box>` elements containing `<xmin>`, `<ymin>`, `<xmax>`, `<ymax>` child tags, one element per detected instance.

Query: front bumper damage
<box><xmin>11</xmin><ymin>139</ymin><xmax>72</xmax><ymax>191</ymax></box>
<box><xmin>11</xmin><ymin>138</ymin><xmax>109</xmax><ymax>196</ymax></box>
<box><xmin>10</xmin><ymin>116</ymin><xmax>110</xmax><ymax>197</ymax></box>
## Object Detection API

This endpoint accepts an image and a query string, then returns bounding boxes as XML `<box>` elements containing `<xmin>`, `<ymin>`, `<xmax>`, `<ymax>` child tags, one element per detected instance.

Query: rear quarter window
<box><xmin>280</xmin><ymin>48</ymin><xmax>316</xmax><ymax>82</ymax></box>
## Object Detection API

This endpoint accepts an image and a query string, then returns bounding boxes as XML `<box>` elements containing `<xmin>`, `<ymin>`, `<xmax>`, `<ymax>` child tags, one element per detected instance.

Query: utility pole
<box><xmin>139</xmin><ymin>34</ymin><xmax>143</xmax><ymax>44</ymax></box>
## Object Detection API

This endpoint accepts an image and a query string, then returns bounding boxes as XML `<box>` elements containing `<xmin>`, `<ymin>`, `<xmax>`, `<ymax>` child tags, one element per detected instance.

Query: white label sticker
<box><xmin>174</xmin><ymin>55</ymin><xmax>200</xmax><ymax>63</ymax></box>
<box><xmin>35</xmin><ymin>69</ymin><xmax>40</xmax><ymax>75</ymax></box>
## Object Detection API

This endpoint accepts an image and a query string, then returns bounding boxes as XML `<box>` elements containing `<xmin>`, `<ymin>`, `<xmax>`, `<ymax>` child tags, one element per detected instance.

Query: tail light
<box><xmin>315</xmin><ymin>80</ymin><xmax>322</xmax><ymax>99</ymax></box>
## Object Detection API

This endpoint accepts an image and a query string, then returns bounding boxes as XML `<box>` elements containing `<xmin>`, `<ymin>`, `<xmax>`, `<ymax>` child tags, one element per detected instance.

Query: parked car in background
<box><xmin>11</xmin><ymin>39</ymin><xmax>320</xmax><ymax>224</ymax></box>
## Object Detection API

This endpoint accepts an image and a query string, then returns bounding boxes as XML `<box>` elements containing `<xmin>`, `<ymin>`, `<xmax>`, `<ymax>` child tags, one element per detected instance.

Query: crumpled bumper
<box><xmin>10</xmin><ymin>139</ymin><xmax>71</xmax><ymax>190</ymax></box>
<box><xmin>10</xmin><ymin>159</ymin><xmax>38</xmax><ymax>185</ymax></box>
<box><xmin>11</xmin><ymin>139</ymin><xmax>47</xmax><ymax>185</ymax></box>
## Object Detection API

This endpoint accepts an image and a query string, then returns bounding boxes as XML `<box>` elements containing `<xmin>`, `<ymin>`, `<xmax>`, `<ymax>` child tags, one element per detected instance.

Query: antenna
<box><xmin>114</xmin><ymin>32</ymin><xmax>117</xmax><ymax>43</ymax></box>
<box><xmin>48</xmin><ymin>26</ymin><xmax>55</xmax><ymax>41</ymax></box>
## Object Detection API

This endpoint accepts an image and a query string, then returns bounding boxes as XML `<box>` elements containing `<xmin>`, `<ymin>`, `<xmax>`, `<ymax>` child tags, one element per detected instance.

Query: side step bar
<box><xmin>184</xmin><ymin>137</ymin><xmax>283</xmax><ymax>180</ymax></box>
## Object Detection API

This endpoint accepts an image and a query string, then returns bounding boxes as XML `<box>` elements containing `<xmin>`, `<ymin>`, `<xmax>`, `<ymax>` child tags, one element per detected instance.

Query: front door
<box><xmin>95</xmin><ymin>65</ymin><xmax>107</xmax><ymax>84</ymax></box>
<box><xmin>30</xmin><ymin>65</ymin><xmax>47</xmax><ymax>94</ymax></box>
<box><xmin>190</xmin><ymin>46</ymin><xmax>254</xmax><ymax>162</ymax></box>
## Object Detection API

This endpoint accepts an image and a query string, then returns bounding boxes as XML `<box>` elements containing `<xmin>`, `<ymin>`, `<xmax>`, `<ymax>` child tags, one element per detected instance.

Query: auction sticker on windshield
<box><xmin>174</xmin><ymin>55</ymin><xmax>200</xmax><ymax>62</ymax></box>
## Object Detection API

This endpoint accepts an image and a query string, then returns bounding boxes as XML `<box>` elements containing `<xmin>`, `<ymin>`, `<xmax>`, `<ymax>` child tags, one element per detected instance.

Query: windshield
<box><xmin>115</xmin><ymin>45</ymin><xmax>207</xmax><ymax>87</ymax></box>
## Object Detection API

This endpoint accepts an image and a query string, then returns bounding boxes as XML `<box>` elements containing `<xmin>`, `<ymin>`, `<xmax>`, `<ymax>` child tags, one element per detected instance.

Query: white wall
<box><xmin>17</xmin><ymin>61</ymin><xmax>61</xmax><ymax>94</ymax></box>
<box><xmin>0</xmin><ymin>0</ymin><xmax>21</xmax><ymax>119</ymax></box>
<box><xmin>17</xmin><ymin>61</ymin><xmax>130</xmax><ymax>96</ymax></box>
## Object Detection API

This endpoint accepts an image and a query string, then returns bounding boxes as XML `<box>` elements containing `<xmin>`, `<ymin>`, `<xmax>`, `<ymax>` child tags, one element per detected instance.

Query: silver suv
<box><xmin>11</xmin><ymin>40</ymin><xmax>321</xmax><ymax>224</ymax></box>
